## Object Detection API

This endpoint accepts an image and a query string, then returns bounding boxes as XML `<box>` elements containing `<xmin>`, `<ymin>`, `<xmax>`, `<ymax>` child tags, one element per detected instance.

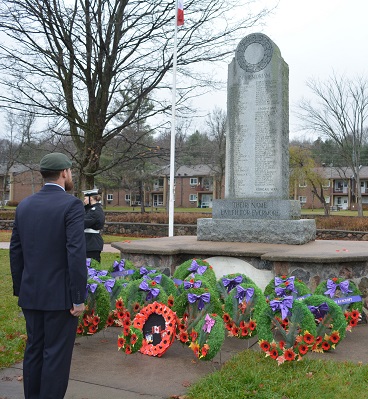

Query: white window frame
<box><xmin>190</xmin><ymin>177</ymin><xmax>198</xmax><ymax>186</ymax></box>
<box><xmin>299</xmin><ymin>196</ymin><xmax>307</xmax><ymax>204</ymax></box>
<box><xmin>189</xmin><ymin>194</ymin><xmax>197</xmax><ymax>202</ymax></box>
<box><xmin>298</xmin><ymin>181</ymin><xmax>307</xmax><ymax>188</ymax></box>
<box><xmin>125</xmin><ymin>194</ymin><xmax>131</xmax><ymax>202</ymax></box>
<box><xmin>107</xmin><ymin>193</ymin><xmax>113</xmax><ymax>201</ymax></box>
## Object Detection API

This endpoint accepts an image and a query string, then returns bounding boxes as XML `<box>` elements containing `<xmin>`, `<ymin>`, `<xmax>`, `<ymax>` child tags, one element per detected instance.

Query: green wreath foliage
<box><xmin>97</xmin><ymin>275</ymin><xmax>128</xmax><ymax>311</ymax></box>
<box><xmin>77</xmin><ymin>279</ymin><xmax>111</xmax><ymax>336</ymax></box>
<box><xmin>190</xmin><ymin>314</ymin><xmax>225</xmax><ymax>361</ymax></box>
<box><xmin>173</xmin><ymin>286</ymin><xmax>223</xmax><ymax>321</ymax></box>
<box><xmin>216</xmin><ymin>273</ymin><xmax>257</xmax><ymax>303</ymax></box>
<box><xmin>120</xmin><ymin>278</ymin><xmax>169</xmax><ymax>315</ymax></box>
<box><xmin>263</xmin><ymin>275</ymin><xmax>311</xmax><ymax>300</ymax></box>
<box><xmin>256</xmin><ymin>298</ymin><xmax>317</xmax><ymax>349</ymax></box>
<box><xmin>302</xmin><ymin>294</ymin><xmax>347</xmax><ymax>351</ymax></box>
<box><xmin>223</xmin><ymin>282</ymin><xmax>268</xmax><ymax>339</ymax></box>
<box><xmin>173</xmin><ymin>258</ymin><xmax>217</xmax><ymax>288</ymax></box>
<box><xmin>314</xmin><ymin>277</ymin><xmax>363</xmax><ymax>314</ymax></box>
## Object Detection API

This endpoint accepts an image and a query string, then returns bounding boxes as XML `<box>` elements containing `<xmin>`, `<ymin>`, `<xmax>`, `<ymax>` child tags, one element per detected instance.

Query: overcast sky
<box><xmin>194</xmin><ymin>0</ymin><xmax>368</xmax><ymax>140</ymax></box>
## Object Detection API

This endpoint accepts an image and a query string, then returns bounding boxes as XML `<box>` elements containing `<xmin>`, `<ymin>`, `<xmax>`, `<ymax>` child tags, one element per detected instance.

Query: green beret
<box><xmin>40</xmin><ymin>153</ymin><xmax>73</xmax><ymax>171</ymax></box>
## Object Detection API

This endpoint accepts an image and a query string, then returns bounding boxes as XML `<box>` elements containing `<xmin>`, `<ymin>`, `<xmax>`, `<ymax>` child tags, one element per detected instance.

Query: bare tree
<box><xmin>206</xmin><ymin>107</ymin><xmax>226</xmax><ymax>199</ymax></box>
<box><xmin>0</xmin><ymin>0</ymin><xmax>273</xmax><ymax>189</ymax></box>
<box><xmin>297</xmin><ymin>74</ymin><xmax>368</xmax><ymax>216</ymax></box>
<box><xmin>0</xmin><ymin>110</ymin><xmax>36</xmax><ymax>206</ymax></box>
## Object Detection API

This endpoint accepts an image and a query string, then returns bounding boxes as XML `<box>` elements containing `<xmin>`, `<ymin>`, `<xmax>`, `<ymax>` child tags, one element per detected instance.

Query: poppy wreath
<box><xmin>188</xmin><ymin>313</ymin><xmax>225</xmax><ymax>361</ymax></box>
<box><xmin>133</xmin><ymin>301</ymin><xmax>177</xmax><ymax>357</ymax></box>
<box><xmin>257</xmin><ymin>298</ymin><xmax>317</xmax><ymax>365</ymax></box>
<box><xmin>77</xmin><ymin>279</ymin><xmax>111</xmax><ymax>336</ymax></box>
<box><xmin>223</xmin><ymin>282</ymin><xmax>268</xmax><ymax>339</ymax></box>
<box><xmin>216</xmin><ymin>273</ymin><xmax>257</xmax><ymax>304</ymax></box>
<box><xmin>314</xmin><ymin>277</ymin><xmax>363</xmax><ymax>329</ymax></box>
<box><xmin>120</xmin><ymin>277</ymin><xmax>169</xmax><ymax>310</ymax></box>
<box><xmin>172</xmin><ymin>258</ymin><xmax>217</xmax><ymax>288</ymax></box>
<box><xmin>117</xmin><ymin>326</ymin><xmax>143</xmax><ymax>354</ymax></box>
<box><xmin>302</xmin><ymin>294</ymin><xmax>347</xmax><ymax>352</ymax></box>
<box><xmin>263</xmin><ymin>275</ymin><xmax>311</xmax><ymax>301</ymax></box>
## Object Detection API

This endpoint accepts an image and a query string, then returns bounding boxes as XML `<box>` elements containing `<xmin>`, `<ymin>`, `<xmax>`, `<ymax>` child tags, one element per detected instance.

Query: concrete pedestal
<box><xmin>197</xmin><ymin>218</ymin><xmax>316</xmax><ymax>245</ymax></box>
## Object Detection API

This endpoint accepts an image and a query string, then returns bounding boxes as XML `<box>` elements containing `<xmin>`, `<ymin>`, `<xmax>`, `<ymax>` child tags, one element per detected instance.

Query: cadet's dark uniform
<box><xmin>84</xmin><ymin>202</ymin><xmax>105</xmax><ymax>262</ymax></box>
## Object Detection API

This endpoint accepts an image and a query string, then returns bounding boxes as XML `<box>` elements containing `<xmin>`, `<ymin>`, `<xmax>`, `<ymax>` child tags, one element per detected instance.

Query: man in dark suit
<box><xmin>10</xmin><ymin>152</ymin><xmax>87</xmax><ymax>399</ymax></box>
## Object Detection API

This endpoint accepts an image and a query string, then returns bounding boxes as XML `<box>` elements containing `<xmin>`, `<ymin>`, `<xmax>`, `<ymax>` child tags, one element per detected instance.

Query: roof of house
<box><xmin>156</xmin><ymin>164</ymin><xmax>218</xmax><ymax>177</ymax></box>
<box><xmin>0</xmin><ymin>163</ymin><xmax>32</xmax><ymax>175</ymax></box>
<box><xmin>315</xmin><ymin>166</ymin><xmax>368</xmax><ymax>179</ymax></box>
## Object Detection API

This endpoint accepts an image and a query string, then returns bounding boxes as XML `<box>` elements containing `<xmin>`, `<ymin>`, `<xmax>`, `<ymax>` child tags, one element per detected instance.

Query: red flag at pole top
<box><xmin>177</xmin><ymin>0</ymin><xmax>184</xmax><ymax>26</ymax></box>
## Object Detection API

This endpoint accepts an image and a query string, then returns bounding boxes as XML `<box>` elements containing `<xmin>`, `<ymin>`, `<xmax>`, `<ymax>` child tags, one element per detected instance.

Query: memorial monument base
<box><xmin>197</xmin><ymin>218</ymin><xmax>316</xmax><ymax>245</ymax></box>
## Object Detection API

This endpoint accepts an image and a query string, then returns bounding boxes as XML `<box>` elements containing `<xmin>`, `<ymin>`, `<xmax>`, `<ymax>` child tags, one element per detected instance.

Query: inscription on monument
<box><xmin>212</xmin><ymin>199</ymin><xmax>300</xmax><ymax>220</ymax></box>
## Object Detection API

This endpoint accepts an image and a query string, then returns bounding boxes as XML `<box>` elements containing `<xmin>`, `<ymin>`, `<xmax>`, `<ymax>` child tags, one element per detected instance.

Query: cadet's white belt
<box><xmin>84</xmin><ymin>228</ymin><xmax>100</xmax><ymax>234</ymax></box>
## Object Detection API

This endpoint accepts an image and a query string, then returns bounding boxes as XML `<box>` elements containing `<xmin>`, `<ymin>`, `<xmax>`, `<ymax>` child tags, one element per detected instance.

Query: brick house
<box><xmin>293</xmin><ymin>166</ymin><xmax>368</xmax><ymax>211</ymax></box>
<box><xmin>0</xmin><ymin>164</ymin><xmax>42</xmax><ymax>205</ymax></box>
<box><xmin>102</xmin><ymin>164</ymin><xmax>224</xmax><ymax>209</ymax></box>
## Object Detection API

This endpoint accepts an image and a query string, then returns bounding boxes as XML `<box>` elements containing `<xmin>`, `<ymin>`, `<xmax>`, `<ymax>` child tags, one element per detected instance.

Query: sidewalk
<box><xmin>1</xmin><ymin>323</ymin><xmax>368</xmax><ymax>399</ymax></box>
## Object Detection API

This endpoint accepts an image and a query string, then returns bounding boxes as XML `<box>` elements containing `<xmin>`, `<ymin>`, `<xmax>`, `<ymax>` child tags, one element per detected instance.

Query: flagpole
<box><xmin>169</xmin><ymin>0</ymin><xmax>179</xmax><ymax>237</ymax></box>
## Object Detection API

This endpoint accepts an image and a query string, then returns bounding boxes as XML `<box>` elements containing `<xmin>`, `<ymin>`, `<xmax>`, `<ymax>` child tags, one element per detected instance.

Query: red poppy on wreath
<box><xmin>321</xmin><ymin>341</ymin><xmax>331</xmax><ymax>351</ymax></box>
<box><xmin>116</xmin><ymin>298</ymin><xmax>124</xmax><ymax>309</ymax></box>
<box><xmin>259</xmin><ymin>340</ymin><xmax>270</xmax><ymax>352</ymax></box>
<box><xmin>269</xmin><ymin>348</ymin><xmax>279</xmax><ymax>359</ymax></box>
<box><xmin>298</xmin><ymin>344</ymin><xmax>309</xmax><ymax>355</ymax></box>
<box><xmin>283</xmin><ymin>348</ymin><xmax>296</xmax><ymax>361</ymax></box>
<box><xmin>133</xmin><ymin>301</ymin><xmax>177</xmax><ymax>357</ymax></box>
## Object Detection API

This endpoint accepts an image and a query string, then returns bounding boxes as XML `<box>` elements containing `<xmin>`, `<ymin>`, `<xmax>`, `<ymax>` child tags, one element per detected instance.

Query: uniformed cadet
<box><xmin>83</xmin><ymin>189</ymin><xmax>105</xmax><ymax>262</ymax></box>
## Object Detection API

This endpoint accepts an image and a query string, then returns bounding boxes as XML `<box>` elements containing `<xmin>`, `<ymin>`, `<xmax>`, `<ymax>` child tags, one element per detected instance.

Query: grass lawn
<box><xmin>186</xmin><ymin>349</ymin><xmax>368</xmax><ymax>399</ymax></box>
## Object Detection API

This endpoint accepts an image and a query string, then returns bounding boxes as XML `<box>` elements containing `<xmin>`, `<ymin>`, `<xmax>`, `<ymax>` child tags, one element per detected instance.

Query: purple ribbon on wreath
<box><xmin>235</xmin><ymin>285</ymin><xmax>254</xmax><ymax>303</ymax></box>
<box><xmin>184</xmin><ymin>280</ymin><xmax>202</xmax><ymax>290</ymax></box>
<box><xmin>140</xmin><ymin>267</ymin><xmax>156</xmax><ymax>276</ymax></box>
<box><xmin>274</xmin><ymin>276</ymin><xmax>297</xmax><ymax>296</ymax></box>
<box><xmin>187</xmin><ymin>260</ymin><xmax>207</xmax><ymax>275</ymax></box>
<box><xmin>144</xmin><ymin>274</ymin><xmax>162</xmax><ymax>284</ymax></box>
<box><xmin>86</xmin><ymin>282</ymin><xmax>98</xmax><ymax>296</ymax></box>
<box><xmin>111</xmin><ymin>260</ymin><xmax>135</xmax><ymax>278</ymax></box>
<box><xmin>202</xmin><ymin>314</ymin><xmax>215</xmax><ymax>333</ymax></box>
<box><xmin>308</xmin><ymin>302</ymin><xmax>329</xmax><ymax>319</ymax></box>
<box><xmin>104</xmin><ymin>279</ymin><xmax>116</xmax><ymax>293</ymax></box>
<box><xmin>173</xmin><ymin>278</ymin><xmax>183</xmax><ymax>286</ymax></box>
<box><xmin>187</xmin><ymin>292</ymin><xmax>211</xmax><ymax>310</ymax></box>
<box><xmin>139</xmin><ymin>280</ymin><xmax>160</xmax><ymax>301</ymax></box>
<box><xmin>222</xmin><ymin>275</ymin><xmax>243</xmax><ymax>292</ymax></box>
<box><xmin>88</xmin><ymin>268</ymin><xmax>108</xmax><ymax>279</ymax></box>
<box><xmin>269</xmin><ymin>296</ymin><xmax>294</xmax><ymax>320</ymax></box>
<box><xmin>324</xmin><ymin>279</ymin><xmax>352</xmax><ymax>298</ymax></box>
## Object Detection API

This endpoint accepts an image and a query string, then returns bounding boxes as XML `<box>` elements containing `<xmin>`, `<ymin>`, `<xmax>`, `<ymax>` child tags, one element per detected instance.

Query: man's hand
<box><xmin>70</xmin><ymin>303</ymin><xmax>85</xmax><ymax>317</ymax></box>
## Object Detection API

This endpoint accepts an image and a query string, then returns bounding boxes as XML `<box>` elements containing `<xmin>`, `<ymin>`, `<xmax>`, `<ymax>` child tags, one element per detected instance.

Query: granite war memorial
<box><xmin>197</xmin><ymin>33</ymin><xmax>316</xmax><ymax>245</ymax></box>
